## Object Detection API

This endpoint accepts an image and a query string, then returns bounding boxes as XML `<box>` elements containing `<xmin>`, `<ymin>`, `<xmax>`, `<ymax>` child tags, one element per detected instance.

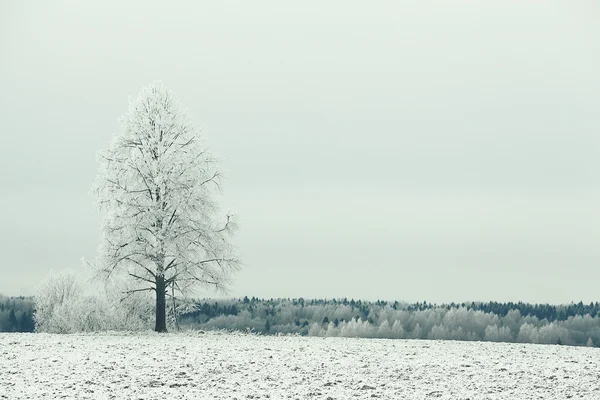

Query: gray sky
<box><xmin>1</xmin><ymin>1</ymin><xmax>599</xmax><ymax>304</ymax></box>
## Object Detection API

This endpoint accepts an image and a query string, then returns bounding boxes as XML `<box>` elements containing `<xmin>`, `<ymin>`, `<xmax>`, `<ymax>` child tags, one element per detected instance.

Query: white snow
<box><xmin>2</xmin><ymin>332</ymin><xmax>599</xmax><ymax>399</ymax></box>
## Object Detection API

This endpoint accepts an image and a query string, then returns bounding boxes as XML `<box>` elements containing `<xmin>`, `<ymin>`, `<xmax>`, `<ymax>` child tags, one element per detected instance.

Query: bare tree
<box><xmin>92</xmin><ymin>82</ymin><xmax>240</xmax><ymax>332</ymax></box>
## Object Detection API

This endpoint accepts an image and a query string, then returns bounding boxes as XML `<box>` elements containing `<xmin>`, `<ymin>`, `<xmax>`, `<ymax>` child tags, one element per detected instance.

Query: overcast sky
<box><xmin>1</xmin><ymin>1</ymin><xmax>599</xmax><ymax>304</ymax></box>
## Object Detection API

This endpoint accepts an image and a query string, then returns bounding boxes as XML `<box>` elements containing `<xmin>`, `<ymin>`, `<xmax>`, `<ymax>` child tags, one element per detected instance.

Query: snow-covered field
<box><xmin>2</xmin><ymin>332</ymin><xmax>599</xmax><ymax>399</ymax></box>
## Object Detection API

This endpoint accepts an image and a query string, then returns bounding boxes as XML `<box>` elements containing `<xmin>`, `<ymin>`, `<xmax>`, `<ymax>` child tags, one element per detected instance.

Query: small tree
<box><xmin>33</xmin><ymin>270</ymin><xmax>82</xmax><ymax>332</ymax></box>
<box><xmin>93</xmin><ymin>83</ymin><xmax>240</xmax><ymax>332</ymax></box>
<box><xmin>34</xmin><ymin>270</ymin><xmax>153</xmax><ymax>333</ymax></box>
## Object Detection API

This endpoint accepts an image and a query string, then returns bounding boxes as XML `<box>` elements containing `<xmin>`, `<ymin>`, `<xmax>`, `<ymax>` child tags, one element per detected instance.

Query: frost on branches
<box><xmin>93</xmin><ymin>83</ymin><xmax>240</xmax><ymax>332</ymax></box>
<box><xmin>33</xmin><ymin>270</ymin><xmax>154</xmax><ymax>333</ymax></box>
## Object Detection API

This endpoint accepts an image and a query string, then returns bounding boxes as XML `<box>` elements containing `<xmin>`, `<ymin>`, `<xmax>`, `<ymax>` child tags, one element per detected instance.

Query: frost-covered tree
<box><xmin>484</xmin><ymin>324</ymin><xmax>514</xmax><ymax>342</ymax></box>
<box><xmin>33</xmin><ymin>270</ymin><xmax>82</xmax><ymax>332</ymax></box>
<box><xmin>34</xmin><ymin>270</ymin><xmax>153</xmax><ymax>333</ymax></box>
<box><xmin>517</xmin><ymin>323</ymin><xmax>540</xmax><ymax>343</ymax></box>
<box><xmin>93</xmin><ymin>83</ymin><xmax>240</xmax><ymax>332</ymax></box>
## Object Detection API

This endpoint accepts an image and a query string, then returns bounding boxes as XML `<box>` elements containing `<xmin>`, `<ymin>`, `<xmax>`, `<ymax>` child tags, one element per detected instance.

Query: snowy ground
<box><xmin>1</xmin><ymin>332</ymin><xmax>600</xmax><ymax>399</ymax></box>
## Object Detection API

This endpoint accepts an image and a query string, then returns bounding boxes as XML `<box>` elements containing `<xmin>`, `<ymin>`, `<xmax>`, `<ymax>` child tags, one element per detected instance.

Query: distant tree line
<box><xmin>0</xmin><ymin>296</ymin><xmax>35</xmax><ymax>332</ymax></box>
<box><xmin>5</xmin><ymin>289</ymin><xmax>600</xmax><ymax>348</ymax></box>
<box><xmin>177</xmin><ymin>297</ymin><xmax>600</xmax><ymax>347</ymax></box>
<box><xmin>407</xmin><ymin>300</ymin><xmax>599</xmax><ymax>322</ymax></box>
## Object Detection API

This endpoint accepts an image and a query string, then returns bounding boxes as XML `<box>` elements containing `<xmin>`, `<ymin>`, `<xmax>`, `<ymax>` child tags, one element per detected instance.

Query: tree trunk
<box><xmin>155</xmin><ymin>275</ymin><xmax>167</xmax><ymax>332</ymax></box>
